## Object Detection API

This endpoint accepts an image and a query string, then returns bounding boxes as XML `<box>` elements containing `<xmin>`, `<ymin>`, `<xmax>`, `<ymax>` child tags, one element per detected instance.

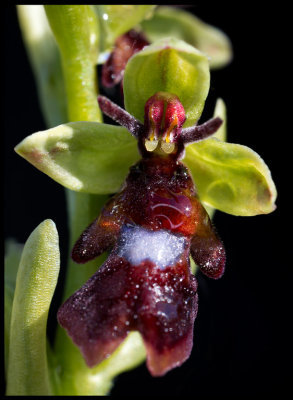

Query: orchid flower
<box><xmin>58</xmin><ymin>92</ymin><xmax>225</xmax><ymax>376</ymax></box>
<box><xmin>5</xmin><ymin>5</ymin><xmax>276</xmax><ymax>396</ymax></box>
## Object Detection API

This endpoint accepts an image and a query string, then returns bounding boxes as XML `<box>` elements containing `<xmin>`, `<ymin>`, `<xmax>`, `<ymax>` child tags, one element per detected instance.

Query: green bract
<box><xmin>123</xmin><ymin>37</ymin><xmax>210</xmax><ymax>126</ymax></box>
<box><xmin>6</xmin><ymin>220</ymin><xmax>60</xmax><ymax>396</ymax></box>
<box><xmin>141</xmin><ymin>6</ymin><xmax>232</xmax><ymax>69</ymax></box>
<box><xmin>15</xmin><ymin>122</ymin><xmax>138</xmax><ymax>194</ymax></box>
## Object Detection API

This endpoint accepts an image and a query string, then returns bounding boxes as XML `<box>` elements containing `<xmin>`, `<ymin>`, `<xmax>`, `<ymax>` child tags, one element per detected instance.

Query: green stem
<box><xmin>45</xmin><ymin>5</ymin><xmax>101</xmax><ymax>122</ymax></box>
<box><xmin>44</xmin><ymin>5</ymin><xmax>105</xmax><ymax>302</ymax></box>
<box><xmin>45</xmin><ymin>6</ymin><xmax>111</xmax><ymax>395</ymax></box>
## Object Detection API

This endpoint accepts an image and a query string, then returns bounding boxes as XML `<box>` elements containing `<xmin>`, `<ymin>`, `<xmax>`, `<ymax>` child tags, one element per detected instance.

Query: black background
<box><xmin>4</xmin><ymin>3</ymin><xmax>292</xmax><ymax>397</ymax></box>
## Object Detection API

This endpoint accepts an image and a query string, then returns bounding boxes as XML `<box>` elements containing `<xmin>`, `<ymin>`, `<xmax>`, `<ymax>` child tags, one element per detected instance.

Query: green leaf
<box><xmin>17</xmin><ymin>5</ymin><xmax>67</xmax><ymax>128</ymax></box>
<box><xmin>184</xmin><ymin>138</ymin><xmax>277</xmax><ymax>216</ymax></box>
<box><xmin>15</xmin><ymin>122</ymin><xmax>139</xmax><ymax>194</ymax></box>
<box><xmin>6</xmin><ymin>220</ymin><xmax>60</xmax><ymax>396</ymax></box>
<box><xmin>94</xmin><ymin>5</ymin><xmax>156</xmax><ymax>52</ymax></box>
<box><xmin>45</xmin><ymin>5</ymin><xmax>101</xmax><ymax>122</ymax></box>
<box><xmin>141</xmin><ymin>6</ymin><xmax>232</xmax><ymax>70</ymax></box>
<box><xmin>123</xmin><ymin>37</ymin><xmax>210</xmax><ymax>127</ymax></box>
<box><xmin>4</xmin><ymin>240</ymin><xmax>24</xmax><ymax>375</ymax></box>
<box><xmin>5</xmin><ymin>239</ymin><xmax>24</xmax><ymax>291</ymax></box>
<box><xmin>5</xmin><ymin>286</ymin><xmax>14</xmax><ymax>377</ymax></box>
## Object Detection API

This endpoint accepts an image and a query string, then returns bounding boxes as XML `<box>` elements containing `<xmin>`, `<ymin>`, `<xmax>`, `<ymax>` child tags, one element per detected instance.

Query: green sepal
<box><xmin>15</xmin><ymin>122</ymin><xmax>139</xmax><ymax>194</ymax></box>
<box><xmin>123</xmin><ymin>37</ymin><xmax>210</xmax><ymax>126</ymax></box>
<box><xmin>184</xmin><ymin>97</ymin><xmax>276</xmax><ymax>216</ymax></box>
<box><xmin>184</xmin><ymin>138</ymin><xmax>277</xmax><ymax>216</ymax></box>
<box><xmin>94</xmin><ymin>5</ymin><xmax>156</xmax><ymax>52</ymax></box>
<box><xmin>141</xmin><ymin>6</ymin><xmax>232</xmax><ymax>70</ymax></box>
<box><xmin>6</xmin><ymin>220</ymin><xmax>60</xmax><ymax>395</ymax></box>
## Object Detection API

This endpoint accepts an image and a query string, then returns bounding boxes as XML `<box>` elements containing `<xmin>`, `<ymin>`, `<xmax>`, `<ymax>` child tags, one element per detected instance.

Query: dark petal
<box><xmin>190</xmin><ymin>201</ymin><xmax>226</xmax><ymax>279</ymax></box>
<box><xmin>181</xmin><ymin>117</ymin><xmax>223</xmax><ymax>144</ymax></box>
<box><xmin>71</xmin><ymin>216</ymin><xmax>115</xmax><ymax>264</ymax></box>
<box><xmin>191</xmin><ymin>234</ymin><xmax>225</xmax><ymax>279</ymax></box>
<box><xmin>71</xmin><ymin>196</ymin><xmax>126</xmax><ymax>264</ymax></box>
<box><xmin>98</xmin><ymin>95</ymin><xmax>144</xmax><ymax>138</ymax></box>
<box><xmin>189</xmin><ymin>199</ymin><xmax>225</xmax><ymax>279</ymax></box>
<box><xmin>101</xmin><ymin>52</ymin><xmax>123</xmax><ymax>88</ymax></box>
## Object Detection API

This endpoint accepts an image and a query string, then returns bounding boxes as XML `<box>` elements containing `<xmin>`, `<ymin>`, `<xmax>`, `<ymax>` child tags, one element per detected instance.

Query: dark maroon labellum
<box><xmin>57</xmin><ymin>93</ymin><xmax>225</xmax><ymax>376</ymax></box>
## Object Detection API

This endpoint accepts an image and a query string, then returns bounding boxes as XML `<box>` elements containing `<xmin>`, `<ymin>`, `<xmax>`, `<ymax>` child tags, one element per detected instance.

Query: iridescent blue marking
<box><xmin>116</xmin><ymin>224</ymin><xmax>186</xmax><ymax>269</ymax></box>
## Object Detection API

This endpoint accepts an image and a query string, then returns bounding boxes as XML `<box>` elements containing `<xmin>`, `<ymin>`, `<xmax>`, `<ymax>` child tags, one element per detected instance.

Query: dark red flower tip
<box><xmin>191</xmin><ymin>235</ymin><xmax>226</xmax><ymax>279</ymax></box>
<box><xmin>144</xmin><ymin>92</ymin><xmax>186</xmax><ymax>146</ymax></box>
<box><xmin>101</xmin><ymin>29</ymin><xmax>149</xmax><ymax>88</ymax></box>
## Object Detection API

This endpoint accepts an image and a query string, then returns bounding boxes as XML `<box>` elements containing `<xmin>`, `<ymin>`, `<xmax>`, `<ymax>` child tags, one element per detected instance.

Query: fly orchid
<box><xmin>57</xmin><ymin>92</ymin><xmax>225</xmax><ymax>376</ymax></box>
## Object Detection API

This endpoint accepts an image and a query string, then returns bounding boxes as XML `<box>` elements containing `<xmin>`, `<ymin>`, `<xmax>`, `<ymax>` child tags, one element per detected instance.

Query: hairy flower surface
<box><xmin>58</xmin><ymin>93</ymin><xmax>225</xmax><ymax>376</ymax></box>
<box><xmin>102</xmin><ymin>29</ymin><xmax>149</xmax><ymax>88</ymax></box>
